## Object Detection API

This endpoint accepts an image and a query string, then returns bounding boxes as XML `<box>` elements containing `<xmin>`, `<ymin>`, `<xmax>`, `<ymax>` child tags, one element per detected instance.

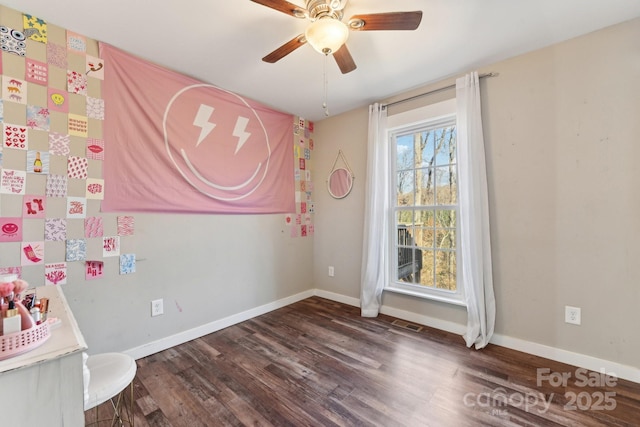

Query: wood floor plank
<box><xmin>143</xmin><ymin>364</ymin><xmax>211</xmax><ymax>425</ymax></box>
<box><xmin>86</xmin><ymin>296</ymin><xmax>640</xmax><ymax>426</ymax></box>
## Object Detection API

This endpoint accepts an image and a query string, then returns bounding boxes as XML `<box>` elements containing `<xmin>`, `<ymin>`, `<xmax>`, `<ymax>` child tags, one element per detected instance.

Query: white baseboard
<box><xmin>124</xmin><ymin>289</ymin><xmax>315</xmax><ymax>361</ymax></box>
<box><xmin>314</xmin><ymin>290</ymin><xmax>639</xmax><ymax>384</ymax></box>
<box><xmin>489</xmin><ymin>334</ymin><xmax>640</xmax><ymax>384</ymax></box>
<box><xmin>125</xmin><ymin>288</ymin><xmax>639</xmax><ymax>384</ymax></box>
<box><xmin>313</xmin><ymin>289</ymin><xmax>360</xmax><ymax>307</ymax></box>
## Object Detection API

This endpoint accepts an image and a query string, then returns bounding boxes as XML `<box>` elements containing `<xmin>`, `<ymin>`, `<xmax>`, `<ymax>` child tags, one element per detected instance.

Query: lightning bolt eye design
<box><xmin>193</xmin><ymin>104</ymin><xmax>216</xmax><ymax>146</ymax></box>
<box><xmin>233</xmin><ymin>116</ymin><xmax>251</xmax><ymax>155</ymax></box>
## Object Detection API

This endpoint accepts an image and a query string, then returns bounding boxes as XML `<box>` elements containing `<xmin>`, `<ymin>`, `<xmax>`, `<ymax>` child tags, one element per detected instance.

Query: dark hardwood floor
<box><xmin>86</xmin><ymin>297</ymin><xmax>640</xmax><ymax>426</ymax></box>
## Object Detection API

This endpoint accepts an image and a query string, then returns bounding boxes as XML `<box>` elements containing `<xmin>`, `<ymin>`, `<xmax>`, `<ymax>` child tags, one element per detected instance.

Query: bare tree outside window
<box><xmin>394</xmin><ymin>123</ymin><xmax>457</xmax><ymax>291</ymax></box>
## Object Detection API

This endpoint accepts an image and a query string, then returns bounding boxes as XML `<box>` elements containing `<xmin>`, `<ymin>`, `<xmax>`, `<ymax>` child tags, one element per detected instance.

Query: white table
<box><xmin>0</xmin><ymin>285</ymin><xmax>88</xmax><ymax>426</ymax></box>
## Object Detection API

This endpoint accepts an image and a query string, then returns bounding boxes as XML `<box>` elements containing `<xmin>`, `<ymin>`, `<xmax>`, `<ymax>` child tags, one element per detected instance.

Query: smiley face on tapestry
<box><xmin>164</xmin><ymin>85</ymin><xmax>275</xmax><ymax>202</ymax></box>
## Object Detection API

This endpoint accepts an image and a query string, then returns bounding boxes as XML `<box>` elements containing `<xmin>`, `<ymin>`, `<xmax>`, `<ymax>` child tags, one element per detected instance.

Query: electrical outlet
<box><xmin>328</xmin><ymin>266</ymin><xmax>335</xmax><ymax>277</ymax></box>
<box><xmin>565</xmin><ymin>306</ymin><xmax>581</xmax><ymax>325</ymax></box>
<box><xmin>151</xmin><ymin>299</ymin><xmax>164</xmax><ymax>317</ymax></box>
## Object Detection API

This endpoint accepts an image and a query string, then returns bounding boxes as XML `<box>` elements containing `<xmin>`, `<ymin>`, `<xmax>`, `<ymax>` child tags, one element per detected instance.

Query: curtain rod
<box><xmin>383</xmin><ymin>72</ymin><xmax>499</xmax><ymax>109</ymax></box>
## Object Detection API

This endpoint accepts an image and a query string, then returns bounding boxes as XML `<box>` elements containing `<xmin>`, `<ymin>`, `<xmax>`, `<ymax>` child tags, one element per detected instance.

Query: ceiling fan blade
<box><xmin>262</xmin><ymin>35</ymin><xmax>307</xmax><ymax>63</ymax></box>
<box><xmin>250</xmin><ymin>0</ymin><xmax>306</xmax><ymax>18</ymax></box>
<box><xmin>348</xmin><ymin>11</ymin><xmax>423</xmax><ymax>31</ymax></box>
<box><xmin>333</xmin><ymin>44</ymin><xmax>357</xmax><ymax>74</ymax></box>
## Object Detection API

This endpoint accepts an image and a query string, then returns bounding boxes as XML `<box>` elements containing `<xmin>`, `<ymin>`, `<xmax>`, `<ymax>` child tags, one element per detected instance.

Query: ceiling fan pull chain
<box><xmin>323</xmin><ymin>53</ymin><xmax>330</xmax><ymax>116</ymax></box>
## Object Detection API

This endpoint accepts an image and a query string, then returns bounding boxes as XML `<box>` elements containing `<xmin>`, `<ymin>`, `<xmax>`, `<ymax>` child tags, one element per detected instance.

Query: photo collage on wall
<box><xmin>286</xmin><ymin>116</ymin><xmax>314</xmax><ymax>238</ymax></box>
<box><xmin>0</xmin><ymin>7</ymin><xmax>136</xmax><ymax>286</ymax></box>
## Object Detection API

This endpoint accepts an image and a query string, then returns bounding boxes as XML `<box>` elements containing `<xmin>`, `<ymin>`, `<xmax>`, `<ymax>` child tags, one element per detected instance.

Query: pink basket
<box><xmin>0</xmin><ymin>320</ymin><xmax>51</xmax><ymax>361</ymax></box>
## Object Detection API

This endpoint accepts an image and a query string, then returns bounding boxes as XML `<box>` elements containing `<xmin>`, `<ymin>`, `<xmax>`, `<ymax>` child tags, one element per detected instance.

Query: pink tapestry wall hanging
<box><xmin>99</xmin><ymin>44</ymin><xmax>295</xmax><ymax>214</ymax></box>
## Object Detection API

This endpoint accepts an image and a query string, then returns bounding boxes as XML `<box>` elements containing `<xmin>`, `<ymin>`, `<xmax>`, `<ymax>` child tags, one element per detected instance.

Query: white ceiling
<box><xmin>5</xmin><ymin>0</ymin><xmax>640</xmax><ymax>121</ymax></box>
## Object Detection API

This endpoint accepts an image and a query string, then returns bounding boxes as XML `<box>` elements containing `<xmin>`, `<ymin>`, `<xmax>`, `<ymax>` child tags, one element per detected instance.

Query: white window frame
<box><xmin>386</xmin><ymin>99</ymin><xmax>465</xmax><ymax>306</ymax></box>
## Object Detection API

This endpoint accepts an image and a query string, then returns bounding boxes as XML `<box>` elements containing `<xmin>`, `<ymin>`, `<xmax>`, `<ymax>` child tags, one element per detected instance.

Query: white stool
<box><xmin>84</xmin><ymin>352</ymin><xmax>137</xmax><ymax>426</ymax></box>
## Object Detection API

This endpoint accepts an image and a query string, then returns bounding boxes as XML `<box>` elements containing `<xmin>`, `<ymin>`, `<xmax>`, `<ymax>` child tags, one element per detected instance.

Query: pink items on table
<box><xmin>0</xmin><ymin>275</ymin><xmax>51</xmax><ymax>360</ymax></box>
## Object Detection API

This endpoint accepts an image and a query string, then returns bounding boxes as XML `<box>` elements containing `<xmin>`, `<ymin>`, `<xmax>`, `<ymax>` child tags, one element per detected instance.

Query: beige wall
<box><xmin>0</xmin><ymin>4</ymin><xmax>315</xmax><ymax>356</ymax></box>
<box><xmin>313</xmin><ymin>18</ymin><xmax>640</xmax><ymax>369</ymax></box>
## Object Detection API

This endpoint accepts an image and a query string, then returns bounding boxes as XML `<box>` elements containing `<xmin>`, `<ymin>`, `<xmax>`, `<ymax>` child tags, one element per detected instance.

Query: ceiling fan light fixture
<box><xmin>305</xmin><ymin>17</ymin><xmax>349</xmax><ymax>55</ymax></box>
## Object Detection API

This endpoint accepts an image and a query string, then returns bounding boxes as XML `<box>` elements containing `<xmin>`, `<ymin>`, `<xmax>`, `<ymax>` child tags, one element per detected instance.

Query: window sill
<box><xmin>385</xmin><ymin>284</ymin><xmax>467</xmax><ymax>307</ymax></box>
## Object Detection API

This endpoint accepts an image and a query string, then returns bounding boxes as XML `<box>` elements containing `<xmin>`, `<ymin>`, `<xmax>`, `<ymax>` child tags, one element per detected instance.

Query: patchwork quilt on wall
<box><xmin>0</xmin><ymin>8</ymin><xmax>140</xmax><ymax>284</ymax></box>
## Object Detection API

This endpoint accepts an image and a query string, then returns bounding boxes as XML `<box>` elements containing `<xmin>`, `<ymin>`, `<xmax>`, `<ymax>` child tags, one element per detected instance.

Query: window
<box><xmin>387</xmin><ymin>99</ymin><xmax>464</xmax><ymax>305</ymax></box>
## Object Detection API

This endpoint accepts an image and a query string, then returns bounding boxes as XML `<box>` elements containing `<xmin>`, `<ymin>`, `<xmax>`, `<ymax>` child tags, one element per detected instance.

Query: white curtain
<box><xmin>457</xmin><ymin>72</ymin><xmax>496</xmax><ymax>349</ymax></box>
<box><xmin>360</xmin><ymin>103</ymin><xmax>389</xmax><ymax>317</ymax></box>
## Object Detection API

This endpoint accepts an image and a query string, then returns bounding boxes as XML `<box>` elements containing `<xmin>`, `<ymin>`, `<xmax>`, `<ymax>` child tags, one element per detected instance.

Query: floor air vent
<box><xmin>391</xmin><ymin>319</ymin><xmax>423</xmax><ymax>332</ymax></box>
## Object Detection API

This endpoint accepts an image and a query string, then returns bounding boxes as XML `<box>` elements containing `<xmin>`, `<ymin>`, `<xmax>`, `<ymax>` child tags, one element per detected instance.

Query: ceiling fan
<box><xmin>251</xmin><ymin>0</ymin><xmax>423</xmax><ymax>74</ymax></box>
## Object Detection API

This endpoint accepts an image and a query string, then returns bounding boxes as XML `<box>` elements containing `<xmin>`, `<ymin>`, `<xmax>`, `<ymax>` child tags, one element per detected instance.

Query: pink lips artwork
<box><xmin>87</xmin><ymin>144</ymin><xmax>103</xmax><ymax>154</ymax></box>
